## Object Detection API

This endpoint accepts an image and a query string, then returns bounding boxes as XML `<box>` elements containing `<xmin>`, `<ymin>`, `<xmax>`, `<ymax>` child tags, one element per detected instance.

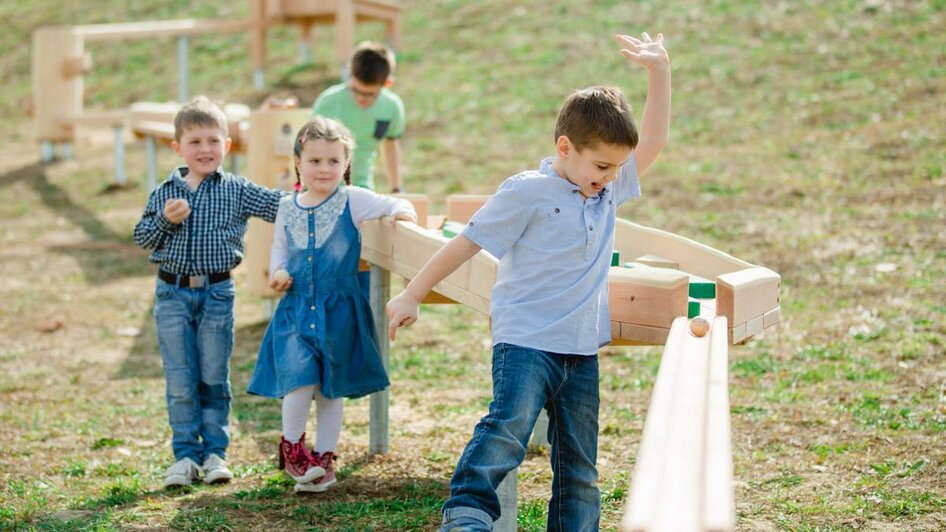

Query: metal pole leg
<box><xmin>177</xmin><ymin>36</ymin><xmax>189</xmax><ymax>103</ymax></box>
<box><xmin>113</xmin><ymin>126</ymin><xmax>126</xmax><ymax>186</ymax></box>
<box><xmin>369</xmin><ymin>265</ymin><xmax>390</xmax><ymax>454</ymax></box>
<box><xmin>495</xmin><ymin>469</ymin><xmax>518</xmax><ymax>531</ymax></box>
<box><xmin>145</xmin><ymin>135</ymin><xmax>157</xmax><ymax>192</ymax></box>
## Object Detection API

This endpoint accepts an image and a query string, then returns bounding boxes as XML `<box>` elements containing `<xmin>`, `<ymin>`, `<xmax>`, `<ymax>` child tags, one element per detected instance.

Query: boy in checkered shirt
<box><xmin>133</xmin><ymin>95</ymin><xmax>283</xmax><ymax>488</ymax></box>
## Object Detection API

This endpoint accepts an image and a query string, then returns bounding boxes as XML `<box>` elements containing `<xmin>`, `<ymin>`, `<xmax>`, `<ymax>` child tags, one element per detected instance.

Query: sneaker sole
<box><xmin>204</xmin><ymin>471</ymin><xmax>234</xmax><ymax>484</ymax></box>
<box><xmin>163</xmin><ymin>476</ymin><xmax>195</xmax><ymax>488</ymax></box>
<box><xmin>288</xmin><ymin>466</ymin><xmax>326</xmax><ymax>484</ymax></box>
<box><xmin>294</xmin><ymin>477</ymin><xmax>336</xmax><ymax>493</ymax></box>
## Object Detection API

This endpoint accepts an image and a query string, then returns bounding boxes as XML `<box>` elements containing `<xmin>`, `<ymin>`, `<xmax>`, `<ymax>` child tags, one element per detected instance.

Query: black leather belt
<box><xmin>158</xmin><ymin>269</ymin><xmax>231</xmax><ymax>288</ymax></box>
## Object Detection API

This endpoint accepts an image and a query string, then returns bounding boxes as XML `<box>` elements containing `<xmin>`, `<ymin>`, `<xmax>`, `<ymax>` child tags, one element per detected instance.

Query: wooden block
<box><xmin>715</xmin><ymin>267</ymin><xmax>780</xmax><ymax>326</ymax></box>
<box><xmin>446</xmin><ymin>194</ymin><xmax>490</xmax><ymax>224</ymax></box>
<box><xmin>729</xmin><ymin>321</ymin><xmax>748</xmax><ymax>345</ymax></box>
<box><xmin>426</xmin><ymin>214</ymin><xmax>446</xmax><ymax>231</ymax></box>
<box><xmin>62</xmin><ymin>53</ymin><xmax>92</xmax><ymax>78</ymax></box>
<box><xmin>608</xmin><ymin>267</ymin><xmax>689</xmax><ymax>328</ymax></box>
<box><xmin>745</xmin><ymin>314</ymin><xmax>763</xmax><ymax>338</ymax></box>
<box><xmin>442</xmin><ymin>220</ymin><xmax>465</xmax><ymax>238</ymax></box>
<box><xmin>688</xmin><ymin>274</ymin><xmax>716</xmax><ymax>299</ymax></box>
<box><xmin>688</xmin><ymin>298</ymin><xmax>700</xmax><ymax>319</ymax></box>
<box><xmin>634</xmin><ymin>254</ymin><xmax>679</xmax><ymax>269</ymax></box>
<box><xmin>763</xmin><ymin>306</ymin><xmax>780</xmax><ymax>329</ymax></box>
<box><xmin>391</xmin><ymin>193</ymin><xmax>428</xmax><ymax>229</ymax></box>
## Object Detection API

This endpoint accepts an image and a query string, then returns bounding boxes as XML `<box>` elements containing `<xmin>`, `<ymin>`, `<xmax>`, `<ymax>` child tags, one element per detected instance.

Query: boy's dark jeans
<box><xmin>442</xmin><ymin>343</ymin><xmax>601</xmax><ymax>531</ymax></box>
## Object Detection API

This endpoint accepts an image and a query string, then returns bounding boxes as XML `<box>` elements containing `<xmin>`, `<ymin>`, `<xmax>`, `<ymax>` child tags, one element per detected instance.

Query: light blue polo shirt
<box><xmin>462</xmin><ymin>156</ymin><xmax>641</xmax><ymax>355</ymax></box>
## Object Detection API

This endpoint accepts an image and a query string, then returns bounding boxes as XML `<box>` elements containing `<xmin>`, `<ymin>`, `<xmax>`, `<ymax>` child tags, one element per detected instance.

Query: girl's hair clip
<box><xmin>293</xmin><ymin>182</ymin><xmax>302</xmax><ymax>192</ymax></box>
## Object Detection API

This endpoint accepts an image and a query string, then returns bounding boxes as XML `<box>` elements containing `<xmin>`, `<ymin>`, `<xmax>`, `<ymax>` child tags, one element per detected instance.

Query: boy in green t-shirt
<box><xmin>312</xmin><ymin>41</ymin><xmax>406</xmax><ymax>193</ymax></box>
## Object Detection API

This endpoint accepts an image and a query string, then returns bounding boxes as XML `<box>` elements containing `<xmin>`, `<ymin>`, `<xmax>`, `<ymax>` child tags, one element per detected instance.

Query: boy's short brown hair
<box><xmin>554</xmin><ymin>86</ymin><xmax>638</xmax><ymax>152</ymax></box>
<box><xmin>173</xmin><ymin>95</ymin><xmax>228</xmax><ymax>141</ymax></box>
<box><xmin>350</xmin><ymin>41</ymin><xmax>396</xmax><ymax>86</ymax></box>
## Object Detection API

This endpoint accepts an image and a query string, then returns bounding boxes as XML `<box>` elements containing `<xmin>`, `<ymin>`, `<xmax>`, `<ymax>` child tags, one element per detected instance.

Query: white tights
<box><xmin>281</xmin><ymin>384</ymin><xmax>343</xmax><ymax>453</ymax></box>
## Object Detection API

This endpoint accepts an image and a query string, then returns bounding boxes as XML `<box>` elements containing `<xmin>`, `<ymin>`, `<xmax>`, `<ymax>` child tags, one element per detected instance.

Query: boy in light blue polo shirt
<box><xmin>387</xmin><ymin>33</ymin><xmax>670</xmax><ymax>530</ymax></box>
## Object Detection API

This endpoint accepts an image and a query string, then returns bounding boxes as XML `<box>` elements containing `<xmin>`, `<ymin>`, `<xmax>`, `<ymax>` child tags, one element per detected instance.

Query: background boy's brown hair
<box><xmin>349</xmin><ymin>41</ymin><xmax>396</xmax><ymax>86</ymax></box>
<box><xmin>554</xmin><ymin>86</ymin><xmax>638</xmax><ymax>151</ymax></box>
<box><xmin>173</xmin><ymin>95</ymin><xmax>229</xmax><ymax>141</ymax></box>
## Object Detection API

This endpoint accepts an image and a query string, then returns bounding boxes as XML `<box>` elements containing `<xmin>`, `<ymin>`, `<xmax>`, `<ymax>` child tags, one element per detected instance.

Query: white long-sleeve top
<box><xmin>269</xmin><ymin>186</ymin><xmax>415</xmax><ymax>277</ymax></box>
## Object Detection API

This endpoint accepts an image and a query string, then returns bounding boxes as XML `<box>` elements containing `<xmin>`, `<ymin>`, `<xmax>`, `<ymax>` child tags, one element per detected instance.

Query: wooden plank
<box><xmin>745</xmin><ymin>314</ymin><xmax>763</xmax><ymax>338</ymax></box>
<box><xmin>71</xmin><ymin>19</ymin><xmax>253</xmax><ymax>41</ymax></box>
<box><xmin>608</xmin><ymin>267</ymin><xmax>689</xmax><ymax>329</ymax></box>
<box><xmin>703</xmin><ymin>316</ymin><xmax>735</xmax><ymax>532</ymax></box>
<box><xmin>715</xmin><ymin>267</ymin><xmax>780</xmax><ymax>326</ymax></box>
<box><xmin>623</xmin><ymin>317</ymin><xmax>693</xmax><ymax>531</ymax></box>
<box><xmin>468</xmin><ymin>248</ymin><xmax>498</xmax><ymax>301</ymax></box>
<box><xmin>614</xmin><ymin>219</ymin><xmax>753</xmax><ymax>281</ymax></box>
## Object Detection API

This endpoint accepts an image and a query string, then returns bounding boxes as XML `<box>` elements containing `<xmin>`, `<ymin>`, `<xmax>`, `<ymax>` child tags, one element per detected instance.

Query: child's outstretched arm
<box><xmin>616</xmin><ymin>32</ymin><xmax>671</xmax><ymax>177</ymax></box>
<box><xmin>385</xmin><ymin>235</ymin><xmax>481</xmax><ymax>340</ymax></box>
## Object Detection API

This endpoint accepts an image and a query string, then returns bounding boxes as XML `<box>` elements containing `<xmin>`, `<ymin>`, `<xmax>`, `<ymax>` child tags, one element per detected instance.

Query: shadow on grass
<box><xmin>0</xmin><ymin>162</ymin><xmax>151</xmax><ymax>285</ymax></box>
<box><xmin>114</xmin><ymin>307</ymin><xmax>272</xmax><ymax>385</ymax></box>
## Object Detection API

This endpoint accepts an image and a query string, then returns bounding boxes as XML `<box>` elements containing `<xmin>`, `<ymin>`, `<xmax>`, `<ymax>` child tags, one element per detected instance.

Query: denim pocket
<box><xmin>209</xmin><ymin>285</ymin><xmax>235</xmax><ymax>301</ymax></box>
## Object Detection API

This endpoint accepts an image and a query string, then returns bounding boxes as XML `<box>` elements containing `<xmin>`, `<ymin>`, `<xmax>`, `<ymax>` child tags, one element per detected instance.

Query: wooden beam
<box><xmin>715</xmin><ymin>267</ymin><xmax>781</xmax><ymax>327</ymax></box>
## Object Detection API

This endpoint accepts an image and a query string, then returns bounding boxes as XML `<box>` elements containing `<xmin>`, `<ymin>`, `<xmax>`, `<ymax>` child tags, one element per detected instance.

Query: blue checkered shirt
<box><xmin>133</xmin><ymin>166</ymin><xmax>283</xmax><ymax>275</ymax></box>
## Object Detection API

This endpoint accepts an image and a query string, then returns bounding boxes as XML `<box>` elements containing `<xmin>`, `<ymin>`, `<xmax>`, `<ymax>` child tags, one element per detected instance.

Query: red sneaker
<box><xmin>295</xmin><ymin>451</ymin><xmax>336</xmax><ymax>493</ymax></box>
<box><xmin>278</xmin><ymin>434</ymin><xmax>325</xmax><ymax>483</ymax></box>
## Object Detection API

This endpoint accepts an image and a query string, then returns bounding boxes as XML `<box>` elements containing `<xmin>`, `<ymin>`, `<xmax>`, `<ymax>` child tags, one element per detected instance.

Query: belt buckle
<box><xmin>188</xmin><ymin>275</ymin><xmax>206</xmax><ymax>288</ymax></box>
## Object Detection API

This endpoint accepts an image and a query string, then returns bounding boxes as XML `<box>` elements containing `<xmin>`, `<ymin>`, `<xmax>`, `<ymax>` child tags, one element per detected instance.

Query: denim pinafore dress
<box><xmin>248</xmin><ymin>188</ymin><xmax>389</xmax><ymax>399</ymax></box>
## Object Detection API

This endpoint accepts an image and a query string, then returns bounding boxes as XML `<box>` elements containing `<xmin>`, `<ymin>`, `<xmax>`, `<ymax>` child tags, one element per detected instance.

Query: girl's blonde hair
<box><xmin>293</xmin><ymin>116</ymin><xmax>356</xmax><ymax>189</ymax></box>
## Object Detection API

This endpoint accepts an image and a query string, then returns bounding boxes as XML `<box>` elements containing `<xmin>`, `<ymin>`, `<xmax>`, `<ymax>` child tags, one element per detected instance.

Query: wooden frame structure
<box><xmin>31</xmin><ymin>1</ymin><xmax>403</xmax><ymax>162</ymax></box>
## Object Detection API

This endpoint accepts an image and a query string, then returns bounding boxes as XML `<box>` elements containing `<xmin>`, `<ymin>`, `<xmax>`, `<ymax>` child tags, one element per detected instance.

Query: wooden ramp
<box><xmin>622</xmin><ymin>316</ymin><xmax>735</xmax><ymax>531</ymax></box>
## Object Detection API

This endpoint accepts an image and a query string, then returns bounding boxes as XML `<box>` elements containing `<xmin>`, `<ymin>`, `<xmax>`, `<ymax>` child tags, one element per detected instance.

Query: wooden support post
<box><xmin>33</xmin><ymin>27</ymin><xmax>83</xmax><ymax>144</ymax></box>
<box><xmin>243</xmin><ymin>107</ymin><xmax>312</xmax><ymax>297</ymax></box>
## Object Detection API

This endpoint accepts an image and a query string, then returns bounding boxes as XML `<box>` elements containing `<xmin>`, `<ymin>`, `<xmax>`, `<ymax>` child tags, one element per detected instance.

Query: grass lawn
<box><xmin>1</xmin><ymin>0</ymin><xmax>944</xmax><ymax>530</ymax></box>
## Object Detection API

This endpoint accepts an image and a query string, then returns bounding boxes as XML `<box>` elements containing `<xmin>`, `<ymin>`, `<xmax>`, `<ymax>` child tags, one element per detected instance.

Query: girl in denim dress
<box><xmin>248</xmin><ymin>116</ymin><xmax>415</xmax><ymax>492</ymax></box>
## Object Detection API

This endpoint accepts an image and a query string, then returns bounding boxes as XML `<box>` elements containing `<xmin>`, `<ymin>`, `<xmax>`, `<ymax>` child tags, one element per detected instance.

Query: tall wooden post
<box><xmin>242</xmin><ymin>106</ymin><xmax>311</xmax><ymax>296</ymax></box>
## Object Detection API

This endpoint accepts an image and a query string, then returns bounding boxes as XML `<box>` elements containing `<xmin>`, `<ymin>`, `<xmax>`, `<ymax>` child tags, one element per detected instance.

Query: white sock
<box><xmin>282</xmin><ymin>385</ymin><xmax>316</xmax><ymax>442</ymax></box>
<box><xmin>313</xmin><ymin>387</ymin><xmax>343</xmax><ymax>454</ymax></box>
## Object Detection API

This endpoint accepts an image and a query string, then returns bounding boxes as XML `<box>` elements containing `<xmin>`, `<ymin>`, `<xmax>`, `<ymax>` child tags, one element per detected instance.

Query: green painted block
<box><xmin>442</xmin><ymin>221</ymin><xmax>465</xmax><ymax>238</ymax></box>
<box><xmin>611</xmin><ymin>250</ymin><xmax>620</xmax><ymax>267</ymax></box>
<box><xmin>688</xmin><ymin>299</ymin><xmax>701</xmax><ymax>318</ymax></box>
<box><xmin>688</xmin><ymin>274</ymin><xmax>716</xmax><ymax>299</ymax></box>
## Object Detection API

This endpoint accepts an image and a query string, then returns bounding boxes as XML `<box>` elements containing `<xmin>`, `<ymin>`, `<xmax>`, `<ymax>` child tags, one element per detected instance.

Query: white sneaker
<box><xmin>163</xmin><ymin>457</ymin><xmax>201</xmax><ymax>488</ymax></box>
<box><xmin>202</xmin><ymin>454</ymin><xmax>234</xmax><ymax>484</ymax></box>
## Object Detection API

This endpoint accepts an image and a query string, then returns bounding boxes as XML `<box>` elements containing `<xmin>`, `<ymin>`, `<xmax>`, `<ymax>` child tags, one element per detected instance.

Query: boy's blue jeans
<box><xmin>441</xmin><ymin>343</ymin><xmax>600</xmax><ymax>532</ymax></box>
<box><xmin>154</xmin><ymin>277</ymin><xmax>235</xmax><ymax>463</ymax></box>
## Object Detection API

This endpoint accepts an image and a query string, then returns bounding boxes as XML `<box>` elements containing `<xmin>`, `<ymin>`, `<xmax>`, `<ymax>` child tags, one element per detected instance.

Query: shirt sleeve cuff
<box><xmin>462</xmin><ymin>222</ymin><xmax>510</xmax><ymax>260</ymax></box>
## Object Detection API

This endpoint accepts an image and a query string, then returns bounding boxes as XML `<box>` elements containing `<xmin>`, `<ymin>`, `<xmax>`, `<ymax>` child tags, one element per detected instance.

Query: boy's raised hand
<box><xmin>385</xmin><ymin>291</ymin><xmax>420</xmax><ymax>341</ymax></box>
<box><xmin>163</xmin><ymin>198</ymin><xmax>191</xmax><ymax>224</ymax></box>
<box><xmin>616</xmin><ymin>32</ymin><xmax>669</xmax><ymax>70</ymax></box>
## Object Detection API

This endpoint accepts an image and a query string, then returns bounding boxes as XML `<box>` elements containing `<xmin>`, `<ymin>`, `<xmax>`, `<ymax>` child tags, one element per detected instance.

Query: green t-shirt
<box><xmin>312</xmin><ymin>83</ymin><xmax>406</xmax><ymax>190</ymax></box>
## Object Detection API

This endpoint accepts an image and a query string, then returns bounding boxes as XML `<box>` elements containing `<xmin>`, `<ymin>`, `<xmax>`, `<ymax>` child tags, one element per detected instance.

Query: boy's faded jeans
<box><xmin>441</xmin><ymin>343</ymin><xmax>600</xmax><ymax>532</ymax></box>
<box><xmin>154</xmin><ymin>277</ymin><xmax>235</xmax><ymax>463</ymax></box>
